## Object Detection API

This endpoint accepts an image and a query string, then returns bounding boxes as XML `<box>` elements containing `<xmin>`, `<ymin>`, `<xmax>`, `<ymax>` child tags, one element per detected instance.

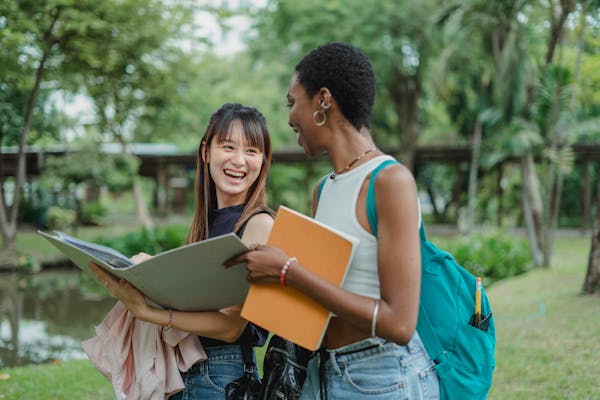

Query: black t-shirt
<box><xmin>199</xmin><ymin>204</ymin><xmax>269</xmax><ymax>348</ymax></box>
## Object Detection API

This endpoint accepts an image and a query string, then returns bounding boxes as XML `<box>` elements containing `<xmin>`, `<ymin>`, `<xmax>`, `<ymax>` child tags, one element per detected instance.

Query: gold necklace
<box><xmin>330</xmin><ymin>147</ymin><xmax>378</xmax><ymax>179</ymax></box>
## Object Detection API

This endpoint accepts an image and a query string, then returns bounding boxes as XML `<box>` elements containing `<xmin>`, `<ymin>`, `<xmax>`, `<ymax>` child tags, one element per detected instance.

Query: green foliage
<box><xmin>417</xmin><ymin>164</ymin><xmax>463</xmax><ymax>223</ymax></box>
<box><xmin>95</xmin><ymin>225</ymin><xmax>188</xmax><ymax>256</ymax></box>
<box><xmin>46</xmin><ymin>206</ymin><xmax>76</xmax><ymax>229</ymax></box>
<box><xmin>104</xmin><ymin>153</ymin><xmax>140</xmax><ymax>193</ymax></box>
<box><xmin>267</xmin><ymin>163</ymin><xmax>330</xmax><ymax>215</ymax></box>
<box><xmin>249</xmin><ymin>0</ymin><xmax>442</xmax><ymax>145</ymax></box>
<box><xmin>446</xmin><ymin>230</ymin><xmax>532</xmax><ymax>284</ymax></box>
<box><xmin>79</xmin><ymin>202</ymin><xmax>107</xmax><ymax>226</ymax></box>
<box><xmin>42</xmin><ymin>147</ymin><xmax>140</xmax><ymax>194</ymax></box>
<box><xmin>559</xmin><ymin>163</ymin><xmax>598</xmax><ymax>227</ymax></box>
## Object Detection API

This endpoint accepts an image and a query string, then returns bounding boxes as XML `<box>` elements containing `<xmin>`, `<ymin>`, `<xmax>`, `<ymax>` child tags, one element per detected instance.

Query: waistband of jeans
<box><xmin>204</xmin><ymin>344</ymin><xmax>243</xmax><ymax>358</ymax></box>
<box><xmin>320</xmin><ymin>334</ymin><xmax>424</xmax><ymax>363</ymax></box>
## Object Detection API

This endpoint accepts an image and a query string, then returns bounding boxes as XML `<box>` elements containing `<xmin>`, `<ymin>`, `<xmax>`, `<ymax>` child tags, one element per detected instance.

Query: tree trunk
<box><xmin>583</xmin><ymin>182</ymin><xmax>600</xmax><ymax>294</ymax></box>
<box><xmin>133</xmin><ymin>179</ymin><xmax>154</xmax><ymax>230</ymax></box>
<box><xmin>466</xmin><ymin>119</ymin><xmax>482</xmax><ymax>234</ymax></box>
<box><xmin>520</xmin><ymin>155</ymin><xmax>544</xmax><ymax>267</ymax></box>
<box><xmin>582</xmin><ymin>160</ymin><xmax>591</xmax><ymax>232</ymax></box>
<box><xmin>1</xmin><ymin>274</ymin><xmax>23</xmax><ymax>366</ymax></box>
<box><xmin>390</xmin><ymin>70</ymin><xmax>421</xmax><ymax>172</ymax></box>
<box><xmin>496</xmin><ymin>164</ymin><xmax>505</xmax><ymax>227</ymax></box>
<box><xmin>545</xmin><ymin>0</ymin><xmax>575</xmax><ymax>65</ymax></box>
<box><xmin>569</xmin><ymin>1</ymin><xmax>586</xmax><ymax>111</ymax></box>
<box><xmin>543</xmin><ymin>169</ymin><xmax>564</xmax><ymax>267</ymax></box>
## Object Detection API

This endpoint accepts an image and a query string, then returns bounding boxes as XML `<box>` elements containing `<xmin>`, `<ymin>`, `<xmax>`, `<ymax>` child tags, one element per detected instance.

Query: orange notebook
<box><xmin>241</xmin><ymin>205</ymin><xmax>359</xmax><ymax>351</ymax></box>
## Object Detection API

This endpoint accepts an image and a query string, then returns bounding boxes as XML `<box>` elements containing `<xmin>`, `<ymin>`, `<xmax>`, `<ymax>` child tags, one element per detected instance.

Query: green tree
<box><xmin>64</xmin><ymin>0</ymin><xmax>193</xmax><ymax>228</ymax></box>
<box><xmin>0</xmin><ymin>0</ymin><xmax>106</xmax><ymax>249</ymax></box>
<box><xmin>248</xmin><ymin>0</ymin><xmax>441</xmax><ymax>170</ymax></box>
<box><xmin>42</xmin><ymin>142</ymin><xmax>138</xmax><ymax>230</ymax></box>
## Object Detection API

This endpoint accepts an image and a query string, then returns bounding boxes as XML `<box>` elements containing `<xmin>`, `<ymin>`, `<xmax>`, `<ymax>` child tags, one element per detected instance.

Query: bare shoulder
<box><xmin>373</xmin><ymin>162</ymin><xmax>420</xmax><ymax>233</ymax></box>
<box><xmin>246</xmin><ymin>212</ymin><xmax>274</xmax><ymax>232</ymax></box>
<box><xmin>374</xmin><ymin>162</ymin><xmax>416</xmax><ymax>192</ymax></box>
<box><xmin>241</xmin><ymin>212</ymin><xmax>274</xmax><ymax>245</ymax></box>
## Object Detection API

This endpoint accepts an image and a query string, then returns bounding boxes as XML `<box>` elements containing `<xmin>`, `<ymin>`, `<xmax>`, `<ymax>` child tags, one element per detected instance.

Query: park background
<box><xmin>1</xmin><ymin>0</ymin><xmax>599</xmax><ymax>399</ymax></box>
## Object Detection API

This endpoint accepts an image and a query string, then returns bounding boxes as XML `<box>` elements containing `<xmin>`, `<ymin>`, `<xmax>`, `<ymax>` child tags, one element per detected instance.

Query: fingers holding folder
<box><xmin>224</xmin><ymin>244</ymin><xmax>290</xmax><ymax>285</ymax></box>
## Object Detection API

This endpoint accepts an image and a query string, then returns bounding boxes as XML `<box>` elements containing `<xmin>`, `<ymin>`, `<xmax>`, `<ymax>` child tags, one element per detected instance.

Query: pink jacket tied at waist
<box><xmin>82</xmin><ymin>302</ymin><xmax>207</xmax><ymax>400</ymax></box>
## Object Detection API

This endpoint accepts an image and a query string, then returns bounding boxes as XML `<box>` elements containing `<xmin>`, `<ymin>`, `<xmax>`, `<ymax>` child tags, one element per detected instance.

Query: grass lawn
<box><xmin>0</xmin><ymin>360</ymin><xmax>114</xmax><ymax>399</ymax></box>
<box><xmin>487</xmin><ymin>235</ymin><xmax>600</xmax><ymax>400</ymax></box>
<box><xmin>1</xmin><ymin>233</ymin><xmax>598</xmax><ymax>399</ymax></box>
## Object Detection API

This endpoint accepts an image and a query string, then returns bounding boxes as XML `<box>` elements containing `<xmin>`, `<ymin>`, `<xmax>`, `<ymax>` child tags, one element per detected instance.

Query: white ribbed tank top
<box><xmin>315</xmin><ymin>155</ymin><xmax>420</xmax><ymax>299</ymax></box>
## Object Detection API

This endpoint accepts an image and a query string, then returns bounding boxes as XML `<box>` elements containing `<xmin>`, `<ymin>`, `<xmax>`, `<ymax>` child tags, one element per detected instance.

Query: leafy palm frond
<box><xmin>543</xmin><ymin>146</ymin><xmax>575</xmax><ymax>175</ymax></box>
<box><xmin>566</xmin><ymin>117</ymin><xmax>600</xmax><ymax>142</ymax></box>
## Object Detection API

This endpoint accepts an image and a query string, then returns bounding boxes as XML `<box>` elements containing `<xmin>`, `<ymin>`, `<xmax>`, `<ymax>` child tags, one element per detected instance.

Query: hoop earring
<box><xmin>312</xmin><ymin>101</ymin><xmax>331</xmax><ymax>126</ymax></box>
<box><xmin>313</xmin><ymin>110</ymin><xmax>326</xmax><ymax>126</ymax></box>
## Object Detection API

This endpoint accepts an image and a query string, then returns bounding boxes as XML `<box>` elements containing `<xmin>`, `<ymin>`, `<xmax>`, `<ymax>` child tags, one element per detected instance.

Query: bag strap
<box><xmin>316</xmin><ymin>175</ymin><xmax>329</xmax><ymax>201</ymax></box>
<box><xmin>240</xmin><ymin>335</ymin><xmax>257</xmax><ymax>374</ymax></box>
<box><xmin>365</xmin><ymin>160</ymin><xmax>398</xmax><ymax>236</ymax></box>
<box><xmin>365</xmin><ymin>160</ymin><xmax>447</xmax><ymax>364</ymax></box>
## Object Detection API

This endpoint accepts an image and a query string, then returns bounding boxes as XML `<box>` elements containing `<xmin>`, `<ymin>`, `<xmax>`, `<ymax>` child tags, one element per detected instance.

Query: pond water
<box><xmin>0</xmin><ymin>269</ymin><xmax>116</xmax><ymax>368</ymax></box>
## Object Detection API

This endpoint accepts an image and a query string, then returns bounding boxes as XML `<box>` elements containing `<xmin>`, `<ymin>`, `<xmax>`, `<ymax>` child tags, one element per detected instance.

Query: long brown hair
<box><xmin>186</xmin><ymin>103</ymin><xmax>273</xmax><ymax>244</ymax></box>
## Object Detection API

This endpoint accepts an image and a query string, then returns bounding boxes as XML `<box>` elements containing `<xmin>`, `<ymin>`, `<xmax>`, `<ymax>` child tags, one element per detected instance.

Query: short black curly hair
<box><xmin>295</xmin><ymin>42</ymin><xmax>375</xmax><ymax>130</ymax></box>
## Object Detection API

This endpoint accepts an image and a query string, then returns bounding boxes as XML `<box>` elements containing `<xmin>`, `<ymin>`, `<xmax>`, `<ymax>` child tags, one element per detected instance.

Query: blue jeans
<box><xmin>299</xmin><ymin>334</ymin><xmax>439</xmax><ymax>399</ymax></box>
<box><xmin>169</xmin><ymin>345</ymin><xmax>246</xmax><ymax>400</ymax></box>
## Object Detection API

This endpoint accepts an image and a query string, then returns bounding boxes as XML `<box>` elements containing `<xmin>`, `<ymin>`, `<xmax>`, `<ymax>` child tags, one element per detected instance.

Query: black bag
<box><xmin>225</xmin><ymin>339</ymin><xmax>262</xmax><ymax>400</ymax></box>
<box><xmin>259</xmin><ymin>335</ymin><xmax>312</xmax><ymax>400</ymax></box>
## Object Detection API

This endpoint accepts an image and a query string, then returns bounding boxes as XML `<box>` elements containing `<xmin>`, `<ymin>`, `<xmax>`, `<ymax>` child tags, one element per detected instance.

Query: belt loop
<box><xmin>407</xmin><ymin>334</ymin><xmax>418</xmax><ymax>353</ymax></box>
<box><xmin>327</xmin><ymin>349</ymin><xmax>342</xmax><ymax>375</ymax></box>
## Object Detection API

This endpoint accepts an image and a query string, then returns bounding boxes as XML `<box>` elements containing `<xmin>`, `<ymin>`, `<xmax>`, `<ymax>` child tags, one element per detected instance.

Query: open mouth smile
<box><xmin>224</xmin><ymin>169</ymin><xmax>246</xmax><ymax>179</ymax></box>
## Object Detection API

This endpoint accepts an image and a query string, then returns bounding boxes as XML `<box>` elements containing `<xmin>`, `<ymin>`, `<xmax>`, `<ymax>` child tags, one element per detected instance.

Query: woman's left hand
<box><xmin>224</xmin><ymin>245</ymin><xmax>290</xmax><ymax>284</ymax></box>
<box><xmin>89</xmin><ymin>263</ymin><xmax>149</xmax><ymax>317</ymax></box>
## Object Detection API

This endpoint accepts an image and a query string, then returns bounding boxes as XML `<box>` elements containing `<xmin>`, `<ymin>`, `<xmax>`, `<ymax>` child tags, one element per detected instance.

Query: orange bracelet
<box><xmin>280</xmin><ymin>257</ymin><xmax>297</xmax><ymax>286</ymax></box>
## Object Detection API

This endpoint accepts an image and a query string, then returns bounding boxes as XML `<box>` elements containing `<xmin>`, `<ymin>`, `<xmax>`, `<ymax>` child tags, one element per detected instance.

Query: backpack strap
<box><xmin>366</xmin><ymin>160</ymin><xmax>428</xmax><ymax>242</ymax></box>
<box><xmin>365</xmin><ymin>160</ymin><xmax>399</xmax><ymax>236</ymax></box>
<box><xmin>317</xmin><ymin>175</ymin><xmax>329</xmax><ymax>201</ymax></box>
<box><xmin>366</xmin><ymin>160</ymin><xmax>448</xmax><ymax>365</ymax></box>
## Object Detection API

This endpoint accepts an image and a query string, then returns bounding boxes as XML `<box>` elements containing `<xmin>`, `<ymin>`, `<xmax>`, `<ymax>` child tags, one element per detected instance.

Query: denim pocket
<box><xmin>342</xmin><ymin>351</ymin><xmax>404</xmax><ymax>395</ymax></box>
<box><xmin>418</xmin><ymin>362</ymin><xmax>440</xmax><ymax>400</ymax></box>
<box><xmin>205</xmin><ymin>359</ymin><xmax>245</xmax><ymax>392</ymax></box>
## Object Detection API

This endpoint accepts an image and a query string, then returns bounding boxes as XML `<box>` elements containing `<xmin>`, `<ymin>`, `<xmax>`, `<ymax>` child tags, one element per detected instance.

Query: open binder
<box><xmin>38</xmin><ymin>230</ymin><xmax>250</xmax><ymax>312</ymax></box>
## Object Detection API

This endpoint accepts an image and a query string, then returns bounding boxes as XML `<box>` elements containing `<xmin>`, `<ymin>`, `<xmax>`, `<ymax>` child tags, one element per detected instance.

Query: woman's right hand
<box><xmin>224</xmin><ymin>244</ymin><xmax>290</xmax><ymax>284</ymax></box>
<box><xmin>89</xmin><ymin>263</ymin><xmax>151</xmax><ymax>319</ymax></box>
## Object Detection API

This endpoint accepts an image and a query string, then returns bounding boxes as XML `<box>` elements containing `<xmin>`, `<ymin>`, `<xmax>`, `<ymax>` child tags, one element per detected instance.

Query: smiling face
<box><xmin>287</xmin><ymin>73</ymin><xmax>323</xmax><ymax>156</ymax></box>
<box><xmin>205</xmin><ymin>120</ymin><xmax>264</xmax><ymax>208</ymax></box>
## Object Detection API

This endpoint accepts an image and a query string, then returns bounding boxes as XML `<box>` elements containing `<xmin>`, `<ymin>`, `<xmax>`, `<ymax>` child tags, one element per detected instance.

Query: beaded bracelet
<box><xmin>280</xmin><ymin>257</ymin><xmax>297</xmax><ymax>286</ymax></box>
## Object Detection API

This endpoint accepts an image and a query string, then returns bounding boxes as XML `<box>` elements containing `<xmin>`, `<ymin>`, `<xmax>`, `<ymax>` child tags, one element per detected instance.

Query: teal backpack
<box><xmin>318</xmin><ymin>159</ymin><xmax>496</xmax><ymax>400</ymax></box>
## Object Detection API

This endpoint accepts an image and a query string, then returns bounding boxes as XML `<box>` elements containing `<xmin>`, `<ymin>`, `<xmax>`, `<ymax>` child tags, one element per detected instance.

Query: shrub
<box><xmin>96</xmin><ymin>225</ymin><xmax>188</xmax><ymax>256</ymax></box>
<box><xmin>447</xmin><ymin>229</ymin><xmax>532</xmax><ymax>285</ymax></box>
<box><xmin>79</xmin><ymin>202</ymin><xmax>108</xmax><ymax>226</ymax></box>
<box><xmin>46</xmin><ymin>206</ymin><xmax>76</xmax><ymax>229</ymax></box>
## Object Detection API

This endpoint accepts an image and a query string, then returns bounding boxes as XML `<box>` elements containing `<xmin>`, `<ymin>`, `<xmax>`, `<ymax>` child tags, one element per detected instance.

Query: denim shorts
<box><xmin>299</xmin><ymin>333</ymin><xmax>439</xmax><ymax>400</ymax></box>
<box><xmin>168</xmin><ymin>345</ymin><xmax>246</xmax><ymax>400</ymax></box>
